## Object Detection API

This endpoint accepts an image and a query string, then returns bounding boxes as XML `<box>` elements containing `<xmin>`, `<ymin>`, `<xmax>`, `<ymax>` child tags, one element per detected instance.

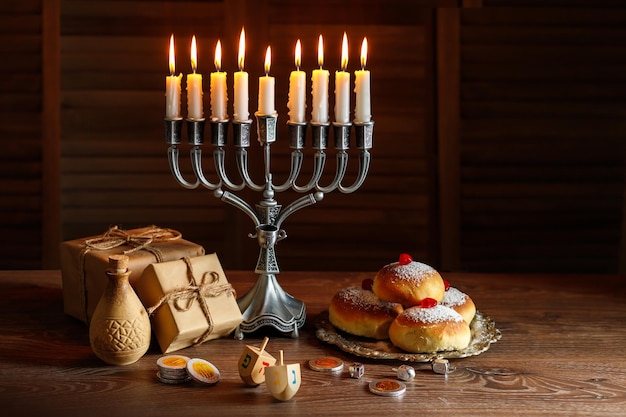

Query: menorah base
<box><xmin>234</xmin><ymin>273</ymin><xmax>306</xmax><ymax>339</ymax></box>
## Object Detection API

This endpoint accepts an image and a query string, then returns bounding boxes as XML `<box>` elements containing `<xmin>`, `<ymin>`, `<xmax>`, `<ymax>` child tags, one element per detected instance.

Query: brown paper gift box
<box><xmin>60</xmin><ymin>226</ymin><xmax>205</xmax><ymax>324</ymax></box>
<box><xmin>135</xmin><ymin>253</ymin><xmax>243</xmax><ymax>353</ymax></box>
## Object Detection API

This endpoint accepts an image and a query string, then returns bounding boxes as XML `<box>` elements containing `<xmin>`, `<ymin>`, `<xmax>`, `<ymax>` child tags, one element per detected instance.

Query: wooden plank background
<box><xmin>1</xmin><ymin>1</ymin><xmax>624</xmax><ymax>275</ymax></box>
<box><xmin>0</xmin><ymin>0</ymin><xmax>44</xmax><ymax>269</ymax></box>
<box><xmin>456</xmin><ymin>6</ymin><xmax>626</xmax><ymax>272</ymax></box>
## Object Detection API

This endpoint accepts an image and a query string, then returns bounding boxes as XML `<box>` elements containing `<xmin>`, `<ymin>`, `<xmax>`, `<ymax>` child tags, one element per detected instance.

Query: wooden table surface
<box><xmin>1</xmin><ymin>270</ymin><xmax>625</xmax><ymax>416</ymax></box>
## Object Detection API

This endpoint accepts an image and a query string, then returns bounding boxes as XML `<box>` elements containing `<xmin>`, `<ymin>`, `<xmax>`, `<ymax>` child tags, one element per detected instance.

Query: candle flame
<box><xmin>341</xmin><ymin>32</ymin><xmax>348</xmax><ymax>71</ymax></box>
<box><xmin>214</xmin><ymin>40</ymin><xmax>222</xmax><ymax>72</ymax></box>
<box><xmin>295</xmin><ymin>39</ymin><xmax>301</xmax><ymax>70</ymax></box>
<box><xmin>360</xmin><ymin>37</ymin><xmax>368</xmax><ymax>69</ymax></box>
<box><xmin>317</xmin><ymin>34</ymin><xmax>324</xmax><ymax>68</ymax></box>
<box><xmin>168</xmin><ymin>34</ymin><xmax>175</xmax><ymax>75</ymax></box>
<box><xmin>191</xmin><ymin>35</ymin><xmax>198</xmax><ymax>73</ymax></box>
<box><xmin>264</xmin><ymin>46</ymin><xmax>271</xmax><ymax>75</ymax></box>
<box><xmin>238</xmin><ymin>27</ymin><xmax>246</xmax><ymax>71</ymax></box>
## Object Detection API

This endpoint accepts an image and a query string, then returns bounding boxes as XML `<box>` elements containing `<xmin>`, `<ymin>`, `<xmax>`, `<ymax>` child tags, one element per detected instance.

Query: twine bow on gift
<box><xmin>146</xmin><ymin>257</ymin><xmax>237</xmax><ymax>346</ymax></box>
<box><xmin>83</xmin><ymin>225</ymin><xmax>182</xmax><ymax>263</ymax></box>
<box><xmin>79</xmin><ymin>225</ymin><xmax>183</xmax><ymax>322</ymax></box>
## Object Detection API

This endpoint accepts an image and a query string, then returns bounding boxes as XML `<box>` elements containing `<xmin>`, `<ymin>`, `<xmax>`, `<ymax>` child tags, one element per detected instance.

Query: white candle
<box><xmin>165</xmin><ymin>34</ymin><xmax>182</xmax><ymax>119</ymax></box>
<box><xmin>354</xmin><ymin>37</ymin><xmax>371</xmax><ymax>123</ymax></box>
<box><xmin>258</xmin><ymin>46</ymin><xmax>275</xmax><ymax>115</ymax></box>
<box><xmin>287</xmin><ymin>39</ymin><xmax>306</xmax><ymax>123</ymax></box>
<box><xmin>233</xmin><ymin>28</ymin><xmax>249</xmax><ymax>121</ymax></box>
<box><xmin>186</xmin><ymin>35</ymin><xmax>203</xmax><ymax>119</ymax></box>
<box><xmin>311</xmin><ymin>35</ymin><xmax>329</xmax><ymax>123</ymax></box>
<box><xmin>210</xmin><ymin>40</ymin><xmax>227</xmax><ymax>120</ymax></box>
<box><xmin>334</xmin><ymin>33</ymin><xmax>350</xmax><ymax>123</ymax></box>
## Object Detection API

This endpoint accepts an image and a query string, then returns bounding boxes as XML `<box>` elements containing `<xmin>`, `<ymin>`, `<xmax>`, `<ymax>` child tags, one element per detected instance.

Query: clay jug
<box><xmin>89</xmin><ymin>254</ymin><xmax>151</xmax><ymax>365</ymax></box>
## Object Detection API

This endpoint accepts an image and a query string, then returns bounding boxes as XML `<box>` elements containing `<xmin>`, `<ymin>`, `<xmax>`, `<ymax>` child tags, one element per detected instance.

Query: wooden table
<box><xmin>1</xmin><ymin>270</ymin><xmax>625</xmax><ymax>416</ymax></box>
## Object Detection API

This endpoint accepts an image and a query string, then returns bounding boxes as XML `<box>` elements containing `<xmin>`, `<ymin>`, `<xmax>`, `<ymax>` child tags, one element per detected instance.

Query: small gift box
<box><xmin>135</xmin><ymin>253</ymin><xmax>243</xmax><ymax>353</ymax></box>
<box><xmin>60</xmin><ymin>225</ymin><xmax>205</xmax><ymax>324</ymax></box>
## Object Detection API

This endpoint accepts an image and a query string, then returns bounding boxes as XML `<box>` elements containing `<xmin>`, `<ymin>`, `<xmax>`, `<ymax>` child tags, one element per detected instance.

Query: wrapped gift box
<box><xmin>61</xmin><ymin>226</ymin><xmax>205</xmax><ymax>324</ymax></box>
<box><xmin>135</xmin><ymin>253</ymin><xmax>243</xmax><ymax>353</ymax></box>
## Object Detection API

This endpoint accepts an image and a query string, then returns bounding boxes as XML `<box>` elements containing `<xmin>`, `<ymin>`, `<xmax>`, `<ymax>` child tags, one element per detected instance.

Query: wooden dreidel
<box><xmin>265</xmin><ymin>350</ymin><xmax>301</xmax><ymax>401</ymax></box>
<box><xmin>238</xmin><ymin>337</ymin><xmax>276</xmax><ymax>386</ymax></box>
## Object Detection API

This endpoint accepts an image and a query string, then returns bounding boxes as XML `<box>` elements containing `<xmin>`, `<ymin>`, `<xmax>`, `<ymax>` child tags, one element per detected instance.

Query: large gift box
<box><xmin>61</xmin><ymin>225</ymin><xmax>205</xmax><ymax>324</ymax></box>
<box><xmin>135</xmin><ymin>253</ymin><xmax>243</xmax><ymax>353</ymax></box>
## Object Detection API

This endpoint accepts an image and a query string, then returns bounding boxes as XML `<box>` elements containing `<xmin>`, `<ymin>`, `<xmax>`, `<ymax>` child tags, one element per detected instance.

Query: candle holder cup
<box><xmin>164</xmin><ymin>114</ymin><xmax>373</xmax><ymax>338</ymax></box>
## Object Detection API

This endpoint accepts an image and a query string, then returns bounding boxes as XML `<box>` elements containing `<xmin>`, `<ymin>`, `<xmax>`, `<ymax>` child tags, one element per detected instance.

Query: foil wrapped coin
<box><xmin>309</xmin><ymin>356</ymin><xmax>344</xmax><ymax>373</ymax></box>
<box><xmin>369</xmin><ymin>379</ymin><xmax>406</xmax><ymax>397</ymax></box>
<box><xmin>186</xmin><ymin>358</ymin><xmax>220</xmax><ymax>385</ymax></box>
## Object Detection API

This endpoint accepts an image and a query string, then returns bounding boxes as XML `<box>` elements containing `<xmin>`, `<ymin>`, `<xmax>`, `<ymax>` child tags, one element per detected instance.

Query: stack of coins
<box><xmin>156</xmin><ymin>355</ymin><xmax>192</xmax><ymax>384</ymax></box>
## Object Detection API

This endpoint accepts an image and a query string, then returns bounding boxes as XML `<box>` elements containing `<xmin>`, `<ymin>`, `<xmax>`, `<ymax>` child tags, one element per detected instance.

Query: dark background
<box><xmin>2</xmin><ymin>0</ymin><xmax>625</xmax><ymax>274</ymax></box>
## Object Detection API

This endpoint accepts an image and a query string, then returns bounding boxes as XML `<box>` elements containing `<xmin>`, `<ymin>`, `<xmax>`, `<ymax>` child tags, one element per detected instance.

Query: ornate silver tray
<box><xmin>314</xmin><ymin>310</ymin><xmax>501</xmax><ymax>362</ymax></box>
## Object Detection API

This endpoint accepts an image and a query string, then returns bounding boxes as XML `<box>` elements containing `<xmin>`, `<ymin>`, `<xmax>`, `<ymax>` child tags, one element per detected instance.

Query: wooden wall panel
<box><xmin>456</xmin><ymin>7</ymin><xmax>626</xmax><ymax>273</ymax></box>
<box><xmin>0</xmin><ymin>1</ymin><xmax>44</xmax><ymax>269</ymax></box>
<box><xmin>57</xmin><ymin>0</ymin><xmax>437</xmax><ymax>272</ymax></box>
<box><xmin>59</xmin><ymin>0</ymin><xmax>229</xmax><ymax>264</ymax></box>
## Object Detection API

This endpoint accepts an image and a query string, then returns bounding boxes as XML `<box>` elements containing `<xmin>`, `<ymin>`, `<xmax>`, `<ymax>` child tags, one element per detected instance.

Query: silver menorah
<box><xmin>164</xmin><ymin>113</ymin><xmax>373</xmax><ymax>338</ymax></box>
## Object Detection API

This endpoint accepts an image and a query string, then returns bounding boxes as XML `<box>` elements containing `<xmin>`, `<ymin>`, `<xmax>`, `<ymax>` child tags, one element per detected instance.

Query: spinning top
<box><xmin>265</xmin><ymin>350</ymin><xmax>301</xmax><ymax>401</ymax></box>
<box><xmin>432</xmin><ymin>358</ymin><xmax>452</xmax><ymax>375</ymax></box>
<box><xmin>394</xmin><ymin>365</ymin><xmax>416</xmax><ymax>381</ymax></box>
<box><xmin>238</xmin><ymin>337</ymin><xmax>276</xmax><ymax>386</ymax></box>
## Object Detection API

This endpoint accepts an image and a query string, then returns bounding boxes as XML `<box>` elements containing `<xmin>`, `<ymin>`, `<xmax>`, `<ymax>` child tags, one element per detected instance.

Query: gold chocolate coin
<box><xmin>157</xmin><ymin>355</ymin><xmax>190</xmax><ymax>369</ymax></box>
<box><xmin>186</xmin><ymin>358</ymin><xmax>220</xmax><ymax>385</ymax></box>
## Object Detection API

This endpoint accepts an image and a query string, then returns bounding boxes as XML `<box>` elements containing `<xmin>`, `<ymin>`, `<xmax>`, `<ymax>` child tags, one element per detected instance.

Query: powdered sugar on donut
<box><xmin>338</xmin><ymin>286</ymin><xmax>398</xmax><ymax>311</ymax></box>
<box><xmin>441</xmin><ymin>287</ymin><xmax>468</xmax><ymax>307</ymax></box>
<box><xmin>386</xmin><ymin>261</ymin><xmax>437</xmax><ymax>285</ymax></box>
<box><xmin>401</xmin><ymin>305</ymin><xmax>463</xmax><ymax>324</ymax></box>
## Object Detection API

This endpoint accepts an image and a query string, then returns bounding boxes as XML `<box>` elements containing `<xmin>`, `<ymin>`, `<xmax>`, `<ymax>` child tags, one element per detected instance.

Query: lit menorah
<box><xmin>163</xmin><ymin>33</ymin><xmax>372</xmax><ymax>338</ymax></box>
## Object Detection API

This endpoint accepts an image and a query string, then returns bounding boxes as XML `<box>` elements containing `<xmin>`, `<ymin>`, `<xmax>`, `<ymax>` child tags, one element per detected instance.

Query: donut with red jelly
<box><xmin>388</xmin><ymin>298</ymin><xmax>471</xmax><ymax>353</ymax></box>
<box><xmin>372</xmin><ymin>254</ymin><xmax>445</xmax><ymax>307</ymax></box>
<box><xmin>441</xmin><ymin>284</ymin><xmax>476</xmax><ymax>324</ymax></box>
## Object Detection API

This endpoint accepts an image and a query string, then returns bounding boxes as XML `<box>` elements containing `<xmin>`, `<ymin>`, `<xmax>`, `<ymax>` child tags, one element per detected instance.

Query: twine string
<box><xmin>146</xmin><ymin>257</ymin><xmax>236</xmax><ymax>346</ymax></box>
<box><xmin>84</xmin><ymin>225</ymin><xmax>182</xmax><ymax>262</ymax></box>
<box><xmin>79</xmin><ymin>225</ymin><xmax>182</xmax><ymax>320</ymax></box>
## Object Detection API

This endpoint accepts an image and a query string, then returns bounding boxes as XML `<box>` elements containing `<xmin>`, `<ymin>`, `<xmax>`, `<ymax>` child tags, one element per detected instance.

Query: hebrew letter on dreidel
<box><xmin>238</xmin><ymin>337</ymin><xmax>276</xmax><ymax>386</ymax></box>
<box><xmin>265</xmin><ymin>350</ymin><xmax>301</xmax><ymax>401</ymax></box>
